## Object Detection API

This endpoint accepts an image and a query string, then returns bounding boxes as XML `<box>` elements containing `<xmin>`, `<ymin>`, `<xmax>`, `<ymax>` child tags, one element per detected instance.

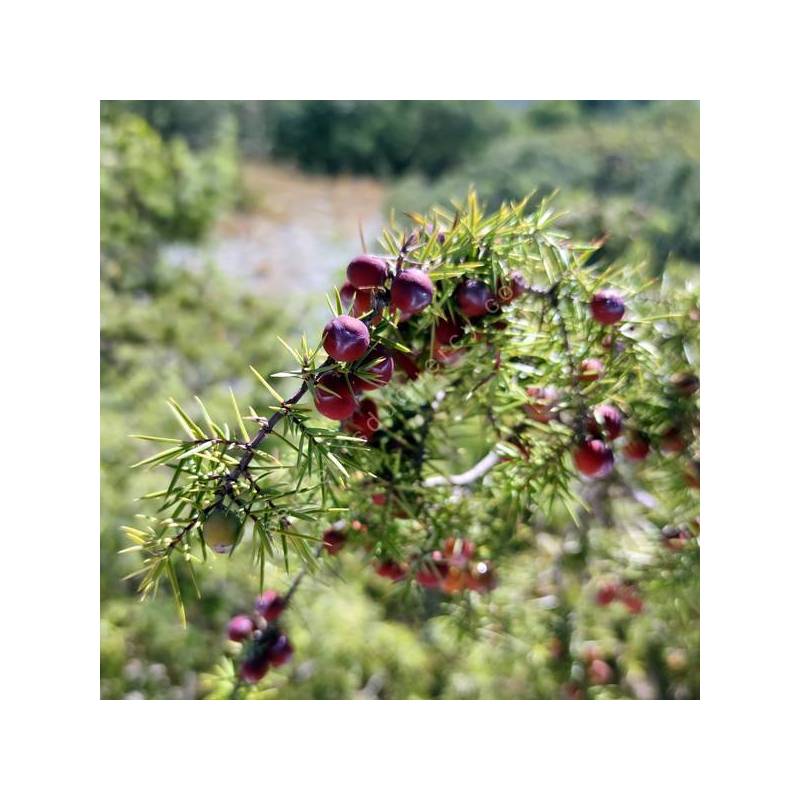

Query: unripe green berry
<box><xmin>202</xmin><ymin>508</ymin><xmax>241</xmax><ymax>554</ymax></box>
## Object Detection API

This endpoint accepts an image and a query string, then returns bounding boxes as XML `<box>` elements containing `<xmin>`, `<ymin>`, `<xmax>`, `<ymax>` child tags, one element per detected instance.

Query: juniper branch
<box><xmin>166</xmin><ymin>378</ymin><xmax>312</xmax><ymax>553</ymax></box>
<box><xmin>422</xmin><ymin>448</ymin><xmax>502</xmax><ymax>488</ymax></box>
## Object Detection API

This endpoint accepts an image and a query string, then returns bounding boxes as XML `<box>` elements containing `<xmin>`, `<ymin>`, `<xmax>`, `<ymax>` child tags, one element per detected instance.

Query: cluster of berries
<box><xmin>226</xmin><ymin>590</ymin><xmax>293</xmax><ymax>684</ymax></box>
<box><xmin>594</xmin><ymin>580</ymin><xmax>644</xmax><ymax>613</ymax></box>
<box><xmin>520</xmin><ymin>290</ymin><xmax>624</xmax><ymax>478</ymax></box>
<box><xmin>315</xmin><ymin>252</ymin><xmax>530</xmax><ymax>436</ymax></box>
<box><xmin>522</xmin><ymin>289</ymin><xmax>699</xmax><ymax>482</ymax></box>
<box><xmin>314</xmin><ymin>255</ymin><xmax>432</xmax><ymax>424</ymax></box>
<box><xmin>320</xmin><ymin>519</ymin><xmax>385</xmax><ymax>556</ymax></box>
<box><xmin>375</xmin><ymin>537</ymin><xmax>497</xmax><ymax>594</ymax></box>
<box><xmin>583</xmin><ymin>644</ymin><xmax>617</xmax><ymax>689</ymax></box>
<box><xmin>322</xmin><ymin>521</ymin><xmax>497</xmax><ymax>595</ymax></box>
<box><xmin>557</xmin><ymin>644</ymin><xmax>621</xmax><ymax>699</ymax></box>
<box><xmin>321</xmin><ymin>524</ymin><xmax>347</xmax><ymax>554</ymax></box>
<box><xmin>525</xmin><ymin>386</ymin><xmax>634</xmax><ymax>478</ymax></box>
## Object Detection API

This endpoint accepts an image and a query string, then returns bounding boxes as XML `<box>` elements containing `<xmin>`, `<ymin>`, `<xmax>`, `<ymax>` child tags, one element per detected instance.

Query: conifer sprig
<box><xmin>126</xmin><ymin>191</ymin><xmax>699</xmax><ymax>678</ymax></box>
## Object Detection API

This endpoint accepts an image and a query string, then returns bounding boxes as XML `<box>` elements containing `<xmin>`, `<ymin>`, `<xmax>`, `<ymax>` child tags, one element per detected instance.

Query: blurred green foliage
<box><xmin>100</xmin><ymin>102</ymin><xmax>699</xmax><ymax>699</ymax></box>
<box><xmin>114</xmin><ymin>100</ymin><xmax>508</xmax><ymax>178</ymax></box>
<box><xmin>100</xmin><ymin>108</ymin><xmax>239</xmax><ymax>291</ymax></box>
<box><xmin>268</xmin><ymin>100</ymin><xmax>509</xmax><ymax>177</ymax></box>
<box><xmin>100</xmin><ymin>266</ymin><xmax>294</xmax><ymax>697</ymax></box>
<box><xmin>114</xmin><ymin>100</ymin><xmax>697</xmax><ymax>274</ymax></box>
<box><xmin>390</xmin><ymin>101</ymin><xmax>699</xmax><ymax>273</ymax></box>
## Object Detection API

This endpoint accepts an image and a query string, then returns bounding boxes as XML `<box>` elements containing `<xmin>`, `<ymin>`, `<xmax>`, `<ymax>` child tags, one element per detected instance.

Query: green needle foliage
<box><xmin>100</xmin><ymin>108</ymin><xmax>239</xmax><ymax>292</ymax></box>
<box><xmin>127</xmin><ymin>191</ymin><xmax>699</xmax><ymax>699</ymax></box>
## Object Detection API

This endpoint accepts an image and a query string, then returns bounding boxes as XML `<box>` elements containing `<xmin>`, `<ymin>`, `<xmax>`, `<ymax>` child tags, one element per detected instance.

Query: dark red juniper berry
<box><xmin>239</xmin><ymin>650</ymin><xmax>270</xmax><ymax>684</ymax></box>
<box><xmin>433</xmin><ymin>316</ymin><xmax>465</xmax><ymax>346</ymax></box>
<box><xmin>684</xmin><ymin>459</ymin><xmax>700</xmax><ymax>489</ymax></box>
<box><xmin>455</xmin><ymin>278</ymin><xmax>495</xmax><ymax>318</ymax></box>
<box><xmin>465</xmin><ymin>560</ymin><xmax>497</xmax><ymax>593</ymax></box>
<box><xmin>351</xmin><ymin>347</ymin><xmax>394</xmax><ymax>392</ymax></box>
<box><xmin>590</xmin><ymin>290</ymin><xmax>625</xmax><ymax>325</ymax></box>
<box><xmin>255</xmin><ymin>590</ymin><xmax>286</xmax><ymax>621</ymax></box>
<box><xmin>497</xmin><ymin>270</ymin><xmax>528</xmax><ymax>304</ymax></box>
<box><xmin>595</xmin><ymin>583</ymin><xmax>619</xmax><ymax>606</ymax></box>
<box><xmin>390</xmin><ymin>268</ymin><xmax>434</xmax><ymax>317</ymax></box>
<box><xmin>442</xmin><ymin>537</ymin><xmax>476</xmax><ymax>568</ymax></box>
<box><xmin>374</xmin><ymin>560</ymin><xmax>408</xmax><ymax>581</ymax></box>
<box><xmin>352</xmin><ymin>288</ymin><xmax>375</xmax><ymax>317</ymax></box>
<box><xmin>670</xmin><ymin>371</ymin><xmax>699</xmax><ymax>396</ymax></box>
<box><xmin>344</xmin><ymin>397</ymin><xmax>380</xmax><ymax>441</ymax></box>
<box><xmin>574</xmin><ymin>438</ymin><xmax>614</xmax><ymax>478</ymax></box>
<box><xmin>591</xmin><ymin>404</ymin><xmax>623</xmax><ymax>440</ymax></box>
<box><xmin>662</xmin><ymin>525</ymin><xmax>693</xmax><ymax>551</ymax></box>
<box><xmin>623</xmin><ymin>431</ymin><xmax>650</xmax><ymax>461</ymax></box>
<box><xmin>314</xmin><ymin>373</ymin><xmax>358</xmax><ymax>420</ymax></box>
<box><xmin>392</xmin><ymin>349</ymin><xmax>422</xmax><ymax>381</ymax></box>
<box><xmin>579</xmin><ymin>358</ymin><xmax>605</xmax><ymax>383</ymax></box>
<box><xmin>619</xmin><ymin>584</ymin><xmax>644</xmax><ymax>614</ymax></box>
<box><xmin>347</xmin><ymin>254</ymin><xmax>389</xmax><ymax>289</ymax></box>
<box><xmin>322</xmin><ymin>527</ymin><xmax>347</xmax><ymax>555</ymax></box>
<box><xmin>340</xmin><ymin>282</ymin><xmax>374</xmax><ymax>317</ymax></box>
<box><xmin>588</xmin><ymin>658</ymin><xmax>614</xmax><ymax>685</ymax></box>
<box><xmin>661</xmin><ymin>426</ymin><xmax>685</xmax><ymax>454</ymax></box>
<box><xmin>415</xmin><ymin>551</ymin><xmax>449</xmax><ymax>588</ymax></box>
<box><xmin>433</xmin><ymin>342</ymin><xmax>466</xmax><ymax>365</ymax></box>
<box><xmin>239</xmin><ymin>628</ymin><xmax>295</xmax><ymax>683</ymax></box>
<box><xmin>524</xmin><ymin>386</ymin><xmax>559</xmax><ymax>424</ymax></box>
<box><xmin>340</xmin><ymin>281</ymin><xmax>356</xmax><ymax>309</ymax></box>
<box><xmin>227</xmin><ymin>614</ymin><xmax>255</xmax><ymax>643</ymax></box>
<box><xmin>266</xmin><ymin>633</ymin><xmax>294</xmax><ymax>667</ymax></box>
<box><xmin>322</xmin><ymin>315</ymin><xmax>370</xmax><ymax>362</ymax></box>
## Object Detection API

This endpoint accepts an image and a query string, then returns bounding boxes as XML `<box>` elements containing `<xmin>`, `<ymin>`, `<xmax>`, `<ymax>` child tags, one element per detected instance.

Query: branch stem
<box><xmin>423</xmin><ymin>448</ymin><xmax>502</xmax><ymax>488</ymax></box>
<box><xmin>167</xmin><ymin>379</ymin><xmax>311</xmax><ymax>552</ymax></box>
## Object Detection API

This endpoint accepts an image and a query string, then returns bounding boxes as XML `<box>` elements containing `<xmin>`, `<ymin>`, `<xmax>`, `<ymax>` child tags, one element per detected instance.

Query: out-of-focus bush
<box><xmin>100</xmin><ymin>108</ymin><xmax>239</xmax><ymax>290</ymax></box>
<box><xmin>390</xmin><ymin>101</ymin><xmax>699</xmax><ymax>273</ymax></box>
<box><xmin>100</xmin><ymin>261</ymin><xmax>297</xmax><ymax>697</ymax></box>
<box><xmin>115</xmin><ymin>100</ymin><xmax>284</xmax><ymax>155</ymax></box>
<box><xmin>115</xmin><ymin>100</ymin><xmax>510</xmax><ymax>178</ymax></box>
<box><xmin>109</xmin><ymin>101</ymin><xmax>698</xmax><ymax>274</ymax></box>
<box><xmin>101</xmin><ymin>267</ymin><xmax>290</xmax><ymax>591</ymax></box>
<box><xmin>270</xmin><ymin>100</ymin><xmax>509</xmax><ymax>178</ymax></box>
<box><xmin>197</xmin><ymin>518</ymin><xmax>699</xmax><ymax>700</ymax></box>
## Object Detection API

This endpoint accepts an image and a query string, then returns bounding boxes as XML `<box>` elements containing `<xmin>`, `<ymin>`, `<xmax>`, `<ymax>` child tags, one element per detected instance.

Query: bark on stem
<box><xmin>422</xmin><ymin>448</ymin><xmax>502</xmax><ymax>488</ymax></box>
